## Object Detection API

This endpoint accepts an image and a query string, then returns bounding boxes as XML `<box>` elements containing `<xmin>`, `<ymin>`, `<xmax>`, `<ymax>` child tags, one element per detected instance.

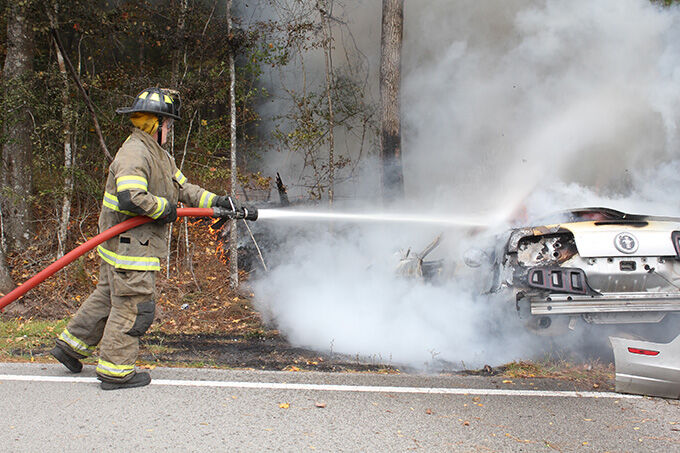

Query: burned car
<box><xmin>398</xmin><ymin>207</ymin><xmax>680</xmax><ymax>336</ymax></box>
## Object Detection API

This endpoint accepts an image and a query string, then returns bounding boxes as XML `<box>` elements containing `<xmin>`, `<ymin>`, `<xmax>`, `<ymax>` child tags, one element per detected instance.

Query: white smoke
<box><xmin>402</xmin><ymin>0</ymin><xmax>680</xmax><ymax>211</ymax></box>
<box><xmin>252</xmin><ymin>0</ymin><xmax>680</xmax><ymax>369</ymax></box>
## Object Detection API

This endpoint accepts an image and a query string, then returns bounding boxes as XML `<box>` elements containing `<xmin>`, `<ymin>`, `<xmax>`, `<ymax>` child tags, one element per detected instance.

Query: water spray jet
<box><xmin>257</xmin><ymin>208</ymin><xmax>496</xmax><ymax>228</ymax></box>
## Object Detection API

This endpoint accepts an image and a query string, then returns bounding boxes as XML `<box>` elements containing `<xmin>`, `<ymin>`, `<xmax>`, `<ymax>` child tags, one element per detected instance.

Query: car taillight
<box><xmin>627</xmin><ymin>347</ymin><xmax>660</xmax><ymax>356</ymax></box>
<box><xmin>672</xmin><ymin>231</ymin><xmax>680</xmax><ymax>257</ymax></box>
<box><xmin>527</xmin><ymin>267</ymin><xmax>591</xmax><ymax>295</ymax></box>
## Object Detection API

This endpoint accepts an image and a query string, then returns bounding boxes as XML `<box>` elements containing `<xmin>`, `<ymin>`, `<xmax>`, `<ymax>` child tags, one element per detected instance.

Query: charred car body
<box><xmin>399</xmin><ymin>207</ymin><xmax>680</xmax><ymax>336</ymax></box>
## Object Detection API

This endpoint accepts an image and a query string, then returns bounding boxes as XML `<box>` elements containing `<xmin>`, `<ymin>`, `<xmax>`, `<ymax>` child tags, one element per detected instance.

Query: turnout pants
<box><xmin>56</xmin><ymin>262</ymin><xmax>156</xmax><ymax>382</ymax></box>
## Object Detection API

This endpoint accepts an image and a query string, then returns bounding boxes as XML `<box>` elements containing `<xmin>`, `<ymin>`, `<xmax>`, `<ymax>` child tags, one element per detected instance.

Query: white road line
<box><xmin>0</xmin><ymin>374</ymin><xmax>638</xmax><ymax>398</ymax></box>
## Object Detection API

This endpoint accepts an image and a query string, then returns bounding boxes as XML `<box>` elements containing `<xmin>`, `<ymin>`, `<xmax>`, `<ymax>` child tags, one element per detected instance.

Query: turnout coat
<box><xmin>97</xmin><ymin>127</ymin><xmax>217</xmax><ymax>271</ymax></box>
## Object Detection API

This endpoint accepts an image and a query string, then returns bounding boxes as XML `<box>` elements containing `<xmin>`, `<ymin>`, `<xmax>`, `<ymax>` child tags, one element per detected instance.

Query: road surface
<box><xmin>1</xmin><ymin>363</ymin><xmax>678</xmax><ymax>451</ymax></box>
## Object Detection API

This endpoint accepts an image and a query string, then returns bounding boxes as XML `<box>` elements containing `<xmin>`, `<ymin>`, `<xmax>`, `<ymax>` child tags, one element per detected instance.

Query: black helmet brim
<box><xmin>116</xmin><ymin>106</ymin><xmax>181</xmax><ymax>120</ymax></box>
<box><xmin>116</xmin><ymin>87</ymin><xmax>182</xmax><ymax>121</ymax></box>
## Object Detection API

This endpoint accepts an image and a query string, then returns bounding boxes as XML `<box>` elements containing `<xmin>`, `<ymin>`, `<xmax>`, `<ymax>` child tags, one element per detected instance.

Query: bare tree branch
<box><xmin>50</xmin><ymin>28</ymin><xmax>113</xmax><ymax>162</ymax></box>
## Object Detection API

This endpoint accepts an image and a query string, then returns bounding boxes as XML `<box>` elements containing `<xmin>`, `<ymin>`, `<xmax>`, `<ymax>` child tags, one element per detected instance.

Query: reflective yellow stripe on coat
<box><xmin>174</xmin><ymin>169</ymin><xmax>187</xmax><ymax>185</ymax></box>
<box><xmin>97</xmin><ymin>359</ymin><xmax>135</xmax><ymax>378</ymax></box>
<box><xmin>199</xmin><ymin>191</ymin><xmax>216</xmax><ymax>208</ymax></box>
<box><xmin>97</xmin><ymin>245</ymin><xmax>160</xmax><ymax>271</ymax></box>
<box><xmin>150</xmin><ymin>196</ymin><xmax>168</xmax><ymax>219</ymax></box>
<box><xmin>116</xmin><ymin>175</ymin><xmax>148</xmax><ymax>192</ymax></box>
<box><xmin>102</xmin><ymin>192</ymin><xmax>137</xmax><ymax>216</ymax></box>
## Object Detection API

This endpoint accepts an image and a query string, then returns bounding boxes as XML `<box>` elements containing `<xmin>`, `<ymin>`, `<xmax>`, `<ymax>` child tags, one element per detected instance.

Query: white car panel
<box><xmin>564</xmin><ymin>221</ymin><xmax>679</xmax><ymax>258</ymax></box>
<box><xmin>610</xmin><ymin>335</ymin><xmax>680</xmax><ymax>399</ymax></box>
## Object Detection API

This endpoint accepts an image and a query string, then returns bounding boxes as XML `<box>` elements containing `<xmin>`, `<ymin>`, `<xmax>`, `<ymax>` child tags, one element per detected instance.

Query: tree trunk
<box><xmin>379</xmin><ymin>0</ymin><xmax>404</xmax><ymax>202</ymax></box>
<box><xmin>167</xmin><ymin>0</ymin><xmax>189</xmax><ymax>277</ymax></box>
<box><xmin>0</xmin><ymin>204</ymin><xmax>13</xmax><ymax>294</ymax></box>
<box><xmin>0</xmin><ymin>243</ymin><xmax>13</xmax><ymax>296</ymax></box>
<box><xmin>1</xmin><ymin>0</ymin><xmax>35</xmax><ymax>250</ymax></box>
<box><xmin>51</xmin><ymin>29</ymin><xmax>112</xmax><ymax>162</ymax></box>
<box><xmin>171</xmin><ymin>0</ymin><xmax>188</xmax><ymax>87</ymax></box>
<box><xmin>319</xmin><ymin>2</ymin><xmax>335</xmax><ymax>205</ymax></box>
<box><xmin>50</xmin><ymin>7</ymin><xmax>75</xmax><ymax>258</ymax></box>
<box><xmin>227</xmin><ymin>0</ymin><xmax>239</xmax><ymax>288</ymax></box>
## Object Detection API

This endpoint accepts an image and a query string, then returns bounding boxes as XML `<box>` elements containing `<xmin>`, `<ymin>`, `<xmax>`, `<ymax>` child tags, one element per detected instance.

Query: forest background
<box><xmin>0</xmin><ymin>0</ymin><xmax>386</xmax><ymax>316</ymax></box>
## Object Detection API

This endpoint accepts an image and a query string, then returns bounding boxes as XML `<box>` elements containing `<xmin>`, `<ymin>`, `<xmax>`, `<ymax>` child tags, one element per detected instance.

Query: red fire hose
<box><xmin>0</xmin><ymin>207</ymin><xmax>216</xmax><ymax>311</ymax></box>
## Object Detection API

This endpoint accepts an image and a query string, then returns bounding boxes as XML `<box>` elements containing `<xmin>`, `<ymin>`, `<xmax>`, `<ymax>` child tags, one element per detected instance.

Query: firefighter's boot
<box><xmin>100</xmin><ymin>372</ymin><xmax>151</xmax><ymax>390</ymax></box>
<box><xmin>50</xmin><ymin>345</ymin><xmax>83</xmax><ymax>373</ymax></box>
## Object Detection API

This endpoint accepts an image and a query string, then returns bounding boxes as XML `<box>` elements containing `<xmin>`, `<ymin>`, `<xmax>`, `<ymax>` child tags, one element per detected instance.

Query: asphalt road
<box><xmin>1</xmin><ymin>363</ymin><xmax>678</xmax><ymax>452</ymax></box>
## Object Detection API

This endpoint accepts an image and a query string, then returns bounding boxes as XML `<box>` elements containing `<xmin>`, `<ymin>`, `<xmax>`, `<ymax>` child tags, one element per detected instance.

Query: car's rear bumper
<box><xmin>610</xmin><ymin>335</ymin><xmax>680</xmax><ymax>399</ymax></box>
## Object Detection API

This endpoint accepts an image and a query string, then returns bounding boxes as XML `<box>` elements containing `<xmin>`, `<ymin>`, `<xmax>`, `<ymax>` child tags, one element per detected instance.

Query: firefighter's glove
<box><xmin>157</xmin><ymin>202</ymin><xmax>177</xmax><ymax>224</ymax></box>
<box><xmin>215</xmin><ymin>196</ymin><xmax>244</xmax><ymax>214</ymax></box>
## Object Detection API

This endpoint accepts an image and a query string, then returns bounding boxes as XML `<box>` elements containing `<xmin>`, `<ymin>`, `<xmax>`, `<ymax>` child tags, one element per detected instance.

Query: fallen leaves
<box><xmin>505</xmin><ymin>433</ymin><xmax>534</xmax><ymax>444</ymax></box>
<box><xmin>279</xmin><ymin>403</ymin><xmax>290</xmax><ymax>409</ymax></box>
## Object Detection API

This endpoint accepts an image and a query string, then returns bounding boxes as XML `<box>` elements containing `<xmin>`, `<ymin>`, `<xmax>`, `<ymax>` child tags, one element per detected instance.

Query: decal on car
<box><xmin>614</xmin><ymin>232</ymin><xmax>638</xmax><ymax>254</ymax></box>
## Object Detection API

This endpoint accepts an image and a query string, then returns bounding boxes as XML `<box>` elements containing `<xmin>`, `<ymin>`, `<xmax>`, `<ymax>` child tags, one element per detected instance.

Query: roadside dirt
<box><xmin>139</xmin><ymin>332</ymin><xmax>400</xmax><ymax>373</ymax></box>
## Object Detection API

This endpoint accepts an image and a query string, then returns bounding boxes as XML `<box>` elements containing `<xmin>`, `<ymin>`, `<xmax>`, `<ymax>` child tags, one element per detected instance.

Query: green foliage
<box><xmin>0</xmin><ymin>0</ymin><xmax>380</xmax><ymax>245</ymax></box>
<box><xmin>0</xmin><ymin>317</ymin><xmax>69</xmax><ymax>354</ymax></box>
<box><xmin>271</xmin><ymin>58</ymin><xmax>376</xmax><ymax>199</ymax></box>
<box><xmin>0</xmin><ymin>0</ymin><xmax>279</xmax><ymax>251</ymax></box>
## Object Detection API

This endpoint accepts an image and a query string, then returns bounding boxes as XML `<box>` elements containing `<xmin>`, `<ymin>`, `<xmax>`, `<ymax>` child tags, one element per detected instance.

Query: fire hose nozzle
<box><xmin>212</xmin><ymin>205</ymin><xmax>258</xmax><ymax>221</ymax></box>
<box><xmin>242</xmin><ymin>206</ymin><xmax>258</xmax><ymax>221</ymax></box>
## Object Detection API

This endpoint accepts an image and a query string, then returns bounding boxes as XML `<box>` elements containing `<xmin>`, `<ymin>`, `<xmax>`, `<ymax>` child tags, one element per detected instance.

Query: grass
<box><xmin>0</xmin><ymin>318</ymin><xmax>68</xmax><ymax>356</ymax></box>
<box><xmin>141</xmin><ymin>342</ymin><xmax>177</xmax><ymax>355</ymax></box>
<box><xmin>502</xmin><ymin>357</ymin><xmax>614</xmax><ymax>386</ymax></box>
<box><xmin>243</xmin><ymin>328</ymin><xmax>267</xmax><ymax>340</ymax></box>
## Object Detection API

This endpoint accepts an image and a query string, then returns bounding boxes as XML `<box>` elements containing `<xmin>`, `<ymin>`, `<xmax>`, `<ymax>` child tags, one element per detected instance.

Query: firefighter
<box><xmin>50</xmin><ymin>87</ymin><xmax>240</xmax><ymax>390</ymax></box>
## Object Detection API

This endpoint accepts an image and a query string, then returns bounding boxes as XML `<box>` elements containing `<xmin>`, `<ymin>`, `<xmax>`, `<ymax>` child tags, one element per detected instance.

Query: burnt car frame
<box><xmin>398</xmin><ymin>207</ymin><xmax>680</xmax><ymax>336</ymax></box>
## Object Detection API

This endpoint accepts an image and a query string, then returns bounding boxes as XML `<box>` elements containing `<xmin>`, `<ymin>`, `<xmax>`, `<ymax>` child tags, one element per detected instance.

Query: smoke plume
<box><xmin>252</xmin><ymin>0</ymin><xmax>680</xmax><ymax>369</ymax></box>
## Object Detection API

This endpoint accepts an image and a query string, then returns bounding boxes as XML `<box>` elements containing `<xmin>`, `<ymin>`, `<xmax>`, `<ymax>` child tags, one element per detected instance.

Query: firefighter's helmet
<box><xmin>116</xmin><ymin>87</ymin><xmax>181</xmax><ymax>120</ymax></box>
